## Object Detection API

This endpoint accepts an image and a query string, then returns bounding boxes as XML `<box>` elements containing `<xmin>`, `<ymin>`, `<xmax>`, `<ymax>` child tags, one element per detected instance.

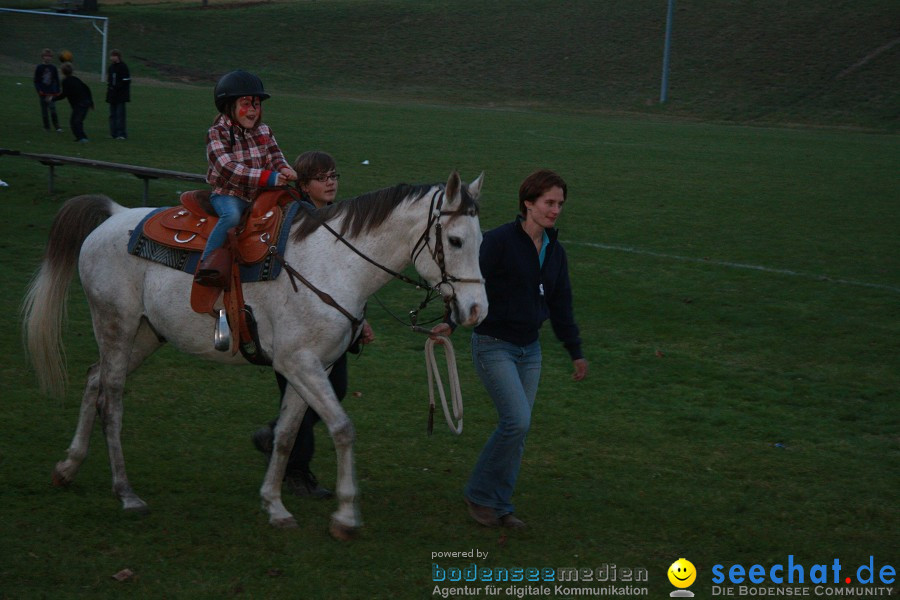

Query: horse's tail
<box><xmin>22</xmin><ymin>194</ymin><xmax>125</xmax><ymax>398</ymax></box>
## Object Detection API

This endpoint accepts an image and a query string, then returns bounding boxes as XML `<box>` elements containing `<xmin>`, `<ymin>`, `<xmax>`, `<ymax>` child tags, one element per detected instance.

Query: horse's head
<box><xmin>412</xmin><ymin>171</ymin><xmax>488</xmax><ymax>328</ymax></box>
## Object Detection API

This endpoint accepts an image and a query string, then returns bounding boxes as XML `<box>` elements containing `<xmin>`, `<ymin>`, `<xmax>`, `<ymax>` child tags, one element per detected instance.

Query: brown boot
<box><xmin>499</xmin><ymin>514</ymin><xmax>527</xmax><ymax>529</ymax></box>
<box><xmin>194</xmin><ymin>248</ymin><xmax>232</xmax><ymax>287</ymax></box>
<box><xmin>465</xmin><ymin>498</ymin><xmax>500</xmax><ymax>527</ymax></box>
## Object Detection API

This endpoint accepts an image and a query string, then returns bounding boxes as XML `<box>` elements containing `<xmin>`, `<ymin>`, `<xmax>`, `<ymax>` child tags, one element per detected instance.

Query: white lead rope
<box><xmin>424</xmin><ymin>336</ymin><xmax>463</xmax><ymax>435</ymax></box>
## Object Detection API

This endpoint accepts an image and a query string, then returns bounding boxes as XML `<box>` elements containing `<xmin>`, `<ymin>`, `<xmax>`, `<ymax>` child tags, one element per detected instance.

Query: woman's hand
<box><xmin>429</xmin><ymin>323</ymin><xmax>453</xmax><ymax>344</ymax></box>
<box><xmin>572</xmin><ymin>358</ymin><xmax>588</xmax><ymax>381</ymax></box>
<box><xmin>360</xmin><ymin>321</ymin><xmax>375</xmax><ymax>345</ymax></box>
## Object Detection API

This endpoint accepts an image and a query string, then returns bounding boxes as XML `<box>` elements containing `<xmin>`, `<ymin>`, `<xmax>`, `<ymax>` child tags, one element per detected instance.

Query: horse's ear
<box><xmin>446</xmin><ymin>170</ymin><xmax>461</xmax><ymax>203</ymax></box>
<box><xmin>467</xmin><ymin>172</ymin><xmax>485</xmax><ymax>200</ymax></box>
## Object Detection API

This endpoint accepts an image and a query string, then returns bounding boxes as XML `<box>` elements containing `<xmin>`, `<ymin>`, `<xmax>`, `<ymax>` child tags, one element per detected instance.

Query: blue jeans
<box><xmin>465</xmin><ymin>333</ymin><xmax>542</xmax><ymax>516</ymax></box>
<box><xmin>201</xmin><ymin>194</ymin><xmax>245</xmax><ymax>261</ymax></box>
<box><xmin>39</xmin><ymin>95</ymin><xmax>59</xmax><ymax>130</ymax></box>
<box><xmin>108</xmin><ymin>102</ymin><xmax>127</xmax><ymax>138</ymax></box>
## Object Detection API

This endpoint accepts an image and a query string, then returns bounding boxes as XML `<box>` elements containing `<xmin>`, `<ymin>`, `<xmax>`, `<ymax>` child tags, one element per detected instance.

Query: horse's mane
<box><xmin>291</xmin><ymin>181</ymin><xmax>479</xmax><ymax>243</ymax></box>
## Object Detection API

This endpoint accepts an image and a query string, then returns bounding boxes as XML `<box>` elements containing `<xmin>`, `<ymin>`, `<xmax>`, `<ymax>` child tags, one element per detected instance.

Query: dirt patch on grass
<box><xmin>182</xmin><ymin>0</ymin><xmax>275</xmax><ymax>9</ymax></box>
<box><xmin>133</xmin><ymin>56</ymin><xmax>217</xmax><ymax>84</ymax></box>
<box><xmin>100</xmin><ymin>0</ymin><xmax>276</xmax><ymax>5</ymax></box>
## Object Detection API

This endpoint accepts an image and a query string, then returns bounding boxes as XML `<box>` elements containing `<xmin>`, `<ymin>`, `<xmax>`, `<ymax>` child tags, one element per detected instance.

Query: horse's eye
<box><xmin>448</xmin><ymin>236</ymin><xmax>462</xmax><ymax>248</ymax></box>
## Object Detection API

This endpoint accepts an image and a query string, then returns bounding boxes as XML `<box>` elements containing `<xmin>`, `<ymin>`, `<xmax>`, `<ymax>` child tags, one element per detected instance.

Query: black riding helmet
<box><xmin>213</xmin><ymin>70</ymin><xmax>270</xmax><ymax>114</ymax></box>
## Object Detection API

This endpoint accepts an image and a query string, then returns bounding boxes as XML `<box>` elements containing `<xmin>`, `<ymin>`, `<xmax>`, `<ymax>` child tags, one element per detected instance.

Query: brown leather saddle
<box><xmin>141</xmin><ymin>188</ymin><xmax>294</xmax><ymax>360</ymax></box>
<box><xmin>141</xmin><ymin>189</ymin><xmax>290</xmax><ymax>265</ymax></box>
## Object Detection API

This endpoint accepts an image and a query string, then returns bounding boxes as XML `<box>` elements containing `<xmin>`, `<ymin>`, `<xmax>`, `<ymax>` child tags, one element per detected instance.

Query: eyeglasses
<box><xmin>312</xmin><ymin>172</ymin><xmax>340</xmax><ymax>182</ymax></box>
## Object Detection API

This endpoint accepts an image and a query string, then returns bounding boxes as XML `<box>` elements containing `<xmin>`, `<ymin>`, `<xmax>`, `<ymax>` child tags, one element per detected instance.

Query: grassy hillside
<box><xmin>2</xmin><ymin>0</ymin><xmax>898</xmax><ymax>129</ymax></box>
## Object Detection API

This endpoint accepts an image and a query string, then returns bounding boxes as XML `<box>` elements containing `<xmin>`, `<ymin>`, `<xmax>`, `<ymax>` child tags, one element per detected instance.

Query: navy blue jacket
<box><xmin>474</xmin><ymin>216</ymin><xmax>583</xmax><ymax>360</ymax></box>
<box><xmin>33</xmin><ymin>63</ymin><xmax>60</xmax><ymax>96</ymax></box>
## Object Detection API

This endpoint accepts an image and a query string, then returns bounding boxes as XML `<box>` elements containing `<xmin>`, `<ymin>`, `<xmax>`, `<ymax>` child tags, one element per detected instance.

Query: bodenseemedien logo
<box><xmin>668</xmin><ymin>558</ymin><xmax>697</xmax><ymax>597</ymax></box>
<box><xmin>429</xmin><ymin>553</ymin><xmax>650</xmax><ymax>597</ymax></box>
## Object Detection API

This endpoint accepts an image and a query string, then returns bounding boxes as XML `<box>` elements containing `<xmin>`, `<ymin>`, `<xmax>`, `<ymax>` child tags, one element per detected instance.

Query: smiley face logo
<box><xmin>668</xmin><ymin>558</ymin><xmax>697</xmax><ymax>588</ymax></box>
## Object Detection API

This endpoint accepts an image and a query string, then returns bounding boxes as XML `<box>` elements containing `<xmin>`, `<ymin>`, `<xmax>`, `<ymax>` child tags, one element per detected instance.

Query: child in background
<box><xmin>33</xmin><ymin>48</ymin><xmax>62</xmax><ymax>132</ymax></box>
<box><xmin>53</xmin><ymin>62</ymin><xmax>93</xmax><ymax>142</ymax></box>
<box><xmin>105</xmin><ymin>49</ymin><xmax>131</xmax><ymax>139</ymax></box>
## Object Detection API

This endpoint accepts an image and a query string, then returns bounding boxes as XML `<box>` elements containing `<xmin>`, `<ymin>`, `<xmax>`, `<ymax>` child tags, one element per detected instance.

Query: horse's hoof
<box><xmin>329</xmin><ymin>520</ymin><xmax>359</xmax><ymax>541</ymax></box>
<box><xmin>51</xmin><ymin>466</ymin><xmax>71</xmax><ymax>487</ymax></box>
<box><xmin>121</xmin><ymin>492</ymin><xmax>150</xmax><ymax>514</ymax></box>
<box><xmin>271</xmin><ymin>516</ymin><xmax>298</xmax><ymax>529</ymax></box>
<box><xmin>123</xmin><ymin>501</ymin><xmax>150</xmax><ymax>515</ymax></box>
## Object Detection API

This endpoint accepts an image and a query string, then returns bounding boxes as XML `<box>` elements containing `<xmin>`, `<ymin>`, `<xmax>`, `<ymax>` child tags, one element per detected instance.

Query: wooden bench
<box><xmin>51</xmin><ymin>0</ymin><xmax>83</xmax><ymax>13</ymax></box>
<box><xmin>0</xmin><ymin>149</ymin><xmax>206</xmax><ymax>205</ymax></box>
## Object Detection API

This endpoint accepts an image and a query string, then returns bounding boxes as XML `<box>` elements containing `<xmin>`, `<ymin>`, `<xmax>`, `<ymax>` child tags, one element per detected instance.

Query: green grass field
<box><xmin>1</xmin><ymin>2</ymin><xmax>898</xmax><ymax>598</ymax></box>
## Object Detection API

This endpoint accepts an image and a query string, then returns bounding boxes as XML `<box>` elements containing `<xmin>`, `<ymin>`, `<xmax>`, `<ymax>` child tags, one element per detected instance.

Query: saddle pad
<box><xmin>127</xmin><ymin>201</ymin><xmax>301</xmax><ymax>282</ymax></box>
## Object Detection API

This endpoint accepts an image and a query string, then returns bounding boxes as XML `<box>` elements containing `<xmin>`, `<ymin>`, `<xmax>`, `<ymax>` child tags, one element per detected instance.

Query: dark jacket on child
<box><xmin>106</xmin><ymin>61</ymin><xmax>131</xmax><ymax>104</ymax></box>
<box><xmin>56</xmin><ymin>75</ymin><xmax>94</xmax><ymax>109</ymax></box>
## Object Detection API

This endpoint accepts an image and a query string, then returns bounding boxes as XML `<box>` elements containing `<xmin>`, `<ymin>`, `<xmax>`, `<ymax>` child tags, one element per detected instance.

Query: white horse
<box><xmin>22</xmin><ymin>171</ymin><xmax>487</xmax><ymax>539</ymax></box>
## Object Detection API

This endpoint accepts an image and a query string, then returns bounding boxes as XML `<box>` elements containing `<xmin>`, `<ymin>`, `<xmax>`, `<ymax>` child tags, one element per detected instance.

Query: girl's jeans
<box><xmin>201</xmin><ymin>194</ymin><xmax>245</xmax><ymax>261</ymax></box>
<box><xmin>465</xmin><ymin>333</ymin><xmax>542</xmax><ymax>516</ymax></box>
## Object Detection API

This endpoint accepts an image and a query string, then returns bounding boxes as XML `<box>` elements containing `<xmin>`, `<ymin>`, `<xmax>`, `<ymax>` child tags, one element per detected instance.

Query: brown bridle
<box><xmin>273</xmin><ymin>186</ymin><xmax>483</xmax><ymax>333</ymax></box>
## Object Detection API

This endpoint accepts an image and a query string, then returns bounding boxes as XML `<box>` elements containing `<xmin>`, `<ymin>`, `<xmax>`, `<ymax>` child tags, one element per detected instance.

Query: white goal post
<box><xmin>0</xmin><ymin>8</ymin><xmax>108</xmax><ymax>82</ymax></box>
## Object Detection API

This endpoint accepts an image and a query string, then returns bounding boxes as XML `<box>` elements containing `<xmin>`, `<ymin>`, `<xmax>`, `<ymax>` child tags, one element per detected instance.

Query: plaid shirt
<box><xmin>206</xmin><ymin>114</ymin><xmax>290</xmax><ymax>202</ymax></box>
